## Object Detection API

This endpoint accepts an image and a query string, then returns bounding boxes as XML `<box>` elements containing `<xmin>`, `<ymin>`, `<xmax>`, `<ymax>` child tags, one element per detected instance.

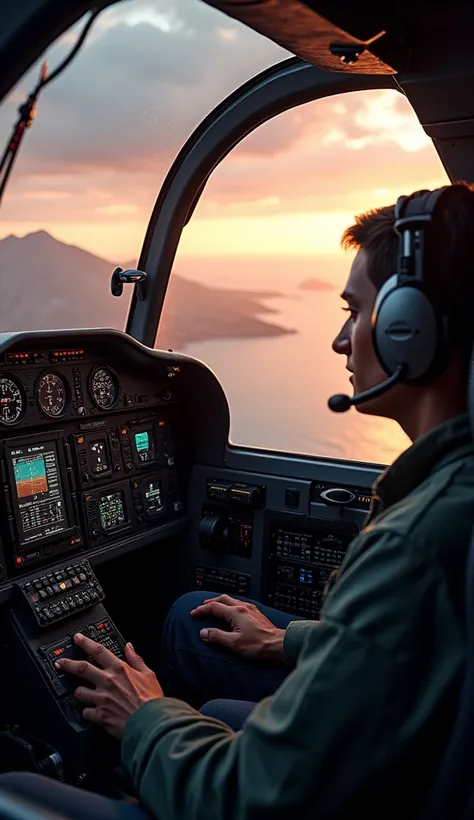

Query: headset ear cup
<box><xmin>372</xmin><ymin>275</ymin><xmax>398</xmax><ymax>376</ymax></box>
<box><xmin>372</xmin><ymin>276</ymin><xmax>446</xmax><ymax>382</ymax></box>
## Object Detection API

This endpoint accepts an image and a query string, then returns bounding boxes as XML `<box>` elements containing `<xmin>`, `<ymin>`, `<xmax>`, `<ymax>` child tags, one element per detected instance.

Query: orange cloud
<box><xmin>0</xmin><ymin>1</ymin><xmax>449</xmax><ymax>259</ymax></box>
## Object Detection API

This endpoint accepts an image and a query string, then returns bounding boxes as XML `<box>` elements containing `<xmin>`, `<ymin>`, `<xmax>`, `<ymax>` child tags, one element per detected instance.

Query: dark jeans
<box><xmin>0</xmin><ymin>591</ymin><xmax>300</xmax><ymax>819</ymax></box>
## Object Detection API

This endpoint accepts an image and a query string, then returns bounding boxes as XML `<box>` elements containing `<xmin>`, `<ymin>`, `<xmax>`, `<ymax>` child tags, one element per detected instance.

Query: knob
<box><xmin>199</xmin><ymin>514</ymin><xmax>230</xmax><ymax>550</ymax></box>
<box><xmin>320</xmin><ymin>488</ymin><xmax>355</xmax><ymax>506</ymax></box>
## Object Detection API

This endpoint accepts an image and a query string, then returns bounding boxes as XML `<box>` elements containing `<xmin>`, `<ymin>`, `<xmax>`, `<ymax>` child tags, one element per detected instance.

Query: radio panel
<box><xmin>264</xmin><ymin>517</ymin><xmax>358</xmax><ymax>619</ymax></box>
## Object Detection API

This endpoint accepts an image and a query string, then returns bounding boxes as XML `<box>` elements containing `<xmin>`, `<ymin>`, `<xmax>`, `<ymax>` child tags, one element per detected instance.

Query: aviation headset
<box><xmin>371</xmin><ymin>186</ymin><xmax>452</xmax><ymax>384</ymax></box>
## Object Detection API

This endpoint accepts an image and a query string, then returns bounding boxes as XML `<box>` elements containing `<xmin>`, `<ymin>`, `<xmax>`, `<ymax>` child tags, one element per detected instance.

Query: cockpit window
<box><xmin>0</xmin><ymin>0</ymin><xmax>286</xmax><ymax>332</ymax></box>
<box><xmin>156</xmin><ymin>89</ymin><xmax>449</xmax><ymax>465</ymax></box>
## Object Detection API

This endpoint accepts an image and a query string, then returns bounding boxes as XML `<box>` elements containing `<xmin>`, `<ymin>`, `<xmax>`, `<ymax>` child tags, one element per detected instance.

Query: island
<box><xmin>299</xmin><ymin>278</ymin><xmax>335</xmax><ymax>292</ymax></box>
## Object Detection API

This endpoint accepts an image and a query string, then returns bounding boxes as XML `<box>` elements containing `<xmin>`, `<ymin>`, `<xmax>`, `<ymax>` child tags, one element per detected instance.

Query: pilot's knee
<box><xmin>0</xmin><ymin>771</ymin><xmax>54</xmax><ymax>798</ymax></box>
<box><xmin>163</xmin><ymin>590</ymin><xmax>216</xmax><ymax>646</ymax></box>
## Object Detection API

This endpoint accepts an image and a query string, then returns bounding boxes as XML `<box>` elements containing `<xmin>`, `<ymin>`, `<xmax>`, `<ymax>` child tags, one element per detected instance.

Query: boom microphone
<box><xmin>328</xmin><ymin>365</ymin><xmax>406</xmax><ymax>413</ymax></box>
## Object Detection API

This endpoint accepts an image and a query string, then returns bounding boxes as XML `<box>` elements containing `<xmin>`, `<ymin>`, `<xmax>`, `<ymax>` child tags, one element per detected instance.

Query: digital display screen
<box><xmin>11</xmin><ymin>441</ymin><xmax>69</xmax><ymax>547</ymax></box>
<box><xmin>99</xmin><ymin>491</ymin><xmax>126</xmax><ymax>531</ymax></box>
<box><xmin>89</xmin><ymin>439</ymin><xmax>109</xmax><ymax>476</ymax></box>
<box><xmin>144</xmin><ymin>480</ymin><xmax>163</xmax><ymax>515</ymax></box>
<box><xmin>133</xmin><ymin>429</ymin><xmax>155</xmax><ymax>463</ymax></box>
<box><xmin>299</xmin><ymin>568</ymin><xmax>313</xmax><ymax>585</ymax></box>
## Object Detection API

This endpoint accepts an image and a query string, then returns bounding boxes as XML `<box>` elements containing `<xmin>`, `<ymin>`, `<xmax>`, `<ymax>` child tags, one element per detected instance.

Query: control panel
<box><xmin>195</xmin><ymin>565</ymin><xmax>251</xmax><ymax>596</ymax></box>
<box><xmin>39</xmin><ymin>619</ymin><xmax>125</xmax><ymax>695</ymax></box>
<box><xmin>264</xmin><ymin>518</ymin><xmax>358</xmax><ymax>619</ymax></box>
<box><xmin>16</xmin><ymin>559</ymin><xmax>104</xmax><ymax>626</ymax></box>
<box><xmin>0</xmin><ymin>408</ymin><xmax>182</xmax><ymax>577</ymax></box>
<box><xmin>197</xmin><ymin>479</ymin><xmax>265</xmax><ymax>559</ymax></box>
<box><xmin>36</xmin><ymin>616</ymin><xmax>126</xmax><ymax>729</ymax></box>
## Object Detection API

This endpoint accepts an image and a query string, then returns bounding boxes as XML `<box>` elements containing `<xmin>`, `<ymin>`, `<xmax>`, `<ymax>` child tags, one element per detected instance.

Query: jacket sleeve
<box><xmin>283</xmin><ymin>619</ymin><xmax>316</xmax><ymax>667</ymax></box>
<box><xmin>121</xmin><ymin>527</ymin><xmax>459</xmax><ymax>820</ymax></box>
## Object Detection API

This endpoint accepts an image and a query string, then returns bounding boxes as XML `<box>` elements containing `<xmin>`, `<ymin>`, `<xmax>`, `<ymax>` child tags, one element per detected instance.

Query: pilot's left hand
<box><xmin>54</xmin><ymin>633</ymin><xmax>163</xmax><ymax>738</ymax></box>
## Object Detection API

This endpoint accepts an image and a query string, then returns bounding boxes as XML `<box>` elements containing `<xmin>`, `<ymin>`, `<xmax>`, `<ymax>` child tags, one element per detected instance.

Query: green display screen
<box><xmin>135</xmin><ymin>432</ymin><xmax>149</xmax><ymax>452</ymax></box>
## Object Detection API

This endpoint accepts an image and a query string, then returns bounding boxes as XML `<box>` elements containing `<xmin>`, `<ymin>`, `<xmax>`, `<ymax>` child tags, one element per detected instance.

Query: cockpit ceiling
<box><xmin>202</xmin><ymin>0</ymin><xmax>474</xmax><ymax>77</ymax></box>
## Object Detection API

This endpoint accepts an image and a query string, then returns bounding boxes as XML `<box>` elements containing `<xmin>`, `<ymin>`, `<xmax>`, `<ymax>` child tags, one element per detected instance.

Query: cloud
<box><xmin>0</xmin><ymin>0</ymin><xmax>448</xmax><ymax>243</ymax></box>
<box><xmin>192</xmin><ymin>90</ymin><xmax>447</xmax><ymax>217</ymax></box>
<box><xmin>0</xmin><ymin>0</ymin><xmax>286</xmax><ymax>175</ymax></box>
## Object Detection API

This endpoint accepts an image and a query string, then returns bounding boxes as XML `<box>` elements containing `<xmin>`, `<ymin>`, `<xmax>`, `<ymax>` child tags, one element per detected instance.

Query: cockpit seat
<box><xmin>421</xmin><ymin>527</ymin><xmax>474</xmax><ymax>820</ymax></box>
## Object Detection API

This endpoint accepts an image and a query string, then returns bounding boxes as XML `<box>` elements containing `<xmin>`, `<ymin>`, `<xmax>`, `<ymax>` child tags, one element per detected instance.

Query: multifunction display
<box><xmin>99</xmin><ymin>491</ymin><xmax>126</xmax><ymax>531</ymax></box>
<box><xmin>134</xmin><ymin>430</ymin><xmax>154</xmax><ymax>463</ymax></box>
<box><xmin>10</xmin><ymin>441</ymin><xmax>70</xmax><ymax>547</ymax></box>
<box><xmin>89</xmin><ymin>440</ymin><xmax>110</xmax><ymax>476</ymax></box>
<box><xmin>143</xmin><ymin>479</ymin><xmax>162</xmax><ymax>515</ymax></box>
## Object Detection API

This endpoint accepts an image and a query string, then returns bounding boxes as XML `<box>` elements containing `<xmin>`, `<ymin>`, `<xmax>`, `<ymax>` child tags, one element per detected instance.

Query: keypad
<box><xmin>20</xmin><ymin>559</ymin><xmax>104</xmax><ymax>626</ymax></box>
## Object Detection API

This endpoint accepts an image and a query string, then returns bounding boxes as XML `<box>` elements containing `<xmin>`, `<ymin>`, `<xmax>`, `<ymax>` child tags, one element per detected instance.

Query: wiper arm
<box><xmin>0</xmin><ymin>7</ymin><xmax>102</xmax><ymax>209</ymax></box>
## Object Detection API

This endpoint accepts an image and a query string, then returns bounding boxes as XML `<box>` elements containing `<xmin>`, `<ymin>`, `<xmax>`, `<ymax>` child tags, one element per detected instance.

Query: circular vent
<box><xmin>320</xmin><ymin>488</ymin><xmax>355</xmax><ymax>506</ymax></box>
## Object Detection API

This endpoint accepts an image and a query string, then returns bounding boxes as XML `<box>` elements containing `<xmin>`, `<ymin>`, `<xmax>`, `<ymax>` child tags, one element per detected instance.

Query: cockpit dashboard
<box><xmin>0</xmin><ymin>328</ymin><xmax>222</xmax><ymax>605</ymax></box>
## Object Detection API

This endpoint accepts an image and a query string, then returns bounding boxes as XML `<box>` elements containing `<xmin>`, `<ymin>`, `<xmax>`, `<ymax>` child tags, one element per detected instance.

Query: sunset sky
<box><xmin>0</xmin><ymin>0</ymin><xmax>449</xmax><ymax>263</ymax></box>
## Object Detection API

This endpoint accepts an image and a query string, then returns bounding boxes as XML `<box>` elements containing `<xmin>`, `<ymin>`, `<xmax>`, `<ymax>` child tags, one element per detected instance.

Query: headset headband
<box><xmin>394</xmin><ymin>186</ymin><xmax>450</xmax><ymax>283</ymax></box>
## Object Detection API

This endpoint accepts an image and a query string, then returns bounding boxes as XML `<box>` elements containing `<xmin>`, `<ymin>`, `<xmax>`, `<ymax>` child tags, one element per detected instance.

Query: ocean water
<box><xmin>173</xmin><ymin>255</ymin><xmax>411</xmax><ymax>467</ymax></box>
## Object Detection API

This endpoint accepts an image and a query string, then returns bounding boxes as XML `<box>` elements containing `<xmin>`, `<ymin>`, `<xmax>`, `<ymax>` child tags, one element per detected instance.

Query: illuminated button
<box><xmin>53</xmin><ymin>648</ymin><xmax>64</xmax><ymax>656</ymax></box>
<box><xmin>59</xmin><ymin>582</ymin><xmax>67</xmax><ymax>591</ymax></box>
<box><xmin>77</xmin><ymin>436</ymin><xmax>84</xmax><ymax>445</ymax></box>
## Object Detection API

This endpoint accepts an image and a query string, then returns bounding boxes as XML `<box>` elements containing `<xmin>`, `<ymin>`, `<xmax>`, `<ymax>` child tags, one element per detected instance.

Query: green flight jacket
<box><xmin>122</xmin><ymin>414</ymin><xmax>474</xmax><ymax>820</ymax></box>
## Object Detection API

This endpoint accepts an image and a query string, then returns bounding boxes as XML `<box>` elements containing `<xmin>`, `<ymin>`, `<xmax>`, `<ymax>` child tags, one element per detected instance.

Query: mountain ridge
<box><xmin>0</xmin><ymin>230</ymin><xmax>295</xmax><ymax>349</ymax></box>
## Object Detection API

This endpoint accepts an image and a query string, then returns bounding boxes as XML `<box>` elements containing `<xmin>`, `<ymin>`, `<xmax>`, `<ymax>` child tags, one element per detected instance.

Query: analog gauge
<box><xmin>90</xmin><ymin>366</ymin><xmax>119</xmax><ymax>410</ymax></box>
<box><xmin>37</xmin><ymin>372</ymin><xmax>68</xmax><ymax>418</ymax></box>
<box><xmin>0</xmin><ymin>376</ymin><xmax>26</xmax><ymax>425</ymax></box>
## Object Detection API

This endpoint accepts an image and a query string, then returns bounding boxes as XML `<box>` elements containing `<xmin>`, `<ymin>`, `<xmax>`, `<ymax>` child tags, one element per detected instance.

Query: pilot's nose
<box><xmin>332</xmin><ymin>320</ymin><xmax>351</xmax><ymax>356</ymax></box>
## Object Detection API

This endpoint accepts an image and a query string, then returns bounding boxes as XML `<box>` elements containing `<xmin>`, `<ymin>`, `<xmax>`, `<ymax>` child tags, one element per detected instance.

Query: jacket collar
<box><xmin>371</xmin><ymin>414</ymin><xmax>473</xmax><ymax>515</ymax></box>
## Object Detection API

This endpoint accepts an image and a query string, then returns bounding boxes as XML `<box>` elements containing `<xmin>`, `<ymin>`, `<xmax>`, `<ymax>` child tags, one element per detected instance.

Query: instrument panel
<box><xmin>0</xmin><ymin>338</ymin><xmax>189</xmax><ymax>587</ymax></box>
<box><xmin>0</xmin><ymin>348</ymin><xmax>170</xmax><ymax>428</ymax></box>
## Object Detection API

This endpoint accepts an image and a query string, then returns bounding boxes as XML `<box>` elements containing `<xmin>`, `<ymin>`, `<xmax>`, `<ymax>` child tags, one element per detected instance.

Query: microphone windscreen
<box><xmin>327</xmin><ymin>393</ymin><xmax>352</xmax><ymax>413</ymax></box>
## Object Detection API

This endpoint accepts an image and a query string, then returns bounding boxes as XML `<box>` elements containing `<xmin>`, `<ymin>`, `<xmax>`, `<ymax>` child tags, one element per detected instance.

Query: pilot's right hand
<box><xmin>190</xmin><ymin>594</ymin><xmax>285</xmax><ymax>661</ymax></box>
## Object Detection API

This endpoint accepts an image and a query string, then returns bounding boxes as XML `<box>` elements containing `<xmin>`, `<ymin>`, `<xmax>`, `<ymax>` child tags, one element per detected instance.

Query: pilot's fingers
<box><xmin>82</xmin><ymin>707</ymin><xmax>102</xmax><ymax>726</ymax></box>
<box><xmin>202</xmin><ymin>594</ymin><xmax>240</xmax><ymax>606</ymax></box>
<box><xmin>73</xmin><ymin>632</ymin><xmax>119</xmax><ymax>669</ymax></box>
<box><xmin>74</xmin><ymin>686</ymin><xmax>97</xmax><ymax>704</ymax></box>
<box><xmin>190</xmin><ymin>601</ymin><xmax>234</xmax><ymax>622</ymax></box>
<box><xmin>54</xmin><ymin>657</ymin><xmax>104</xmax><ymax>685</ymax></box>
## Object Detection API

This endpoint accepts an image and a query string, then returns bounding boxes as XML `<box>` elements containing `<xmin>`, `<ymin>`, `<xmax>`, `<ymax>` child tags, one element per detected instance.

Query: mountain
<box><xmin>0</xmin><ymin>231</ymin><xmax>295</xmax><ymax>349</ymax></box>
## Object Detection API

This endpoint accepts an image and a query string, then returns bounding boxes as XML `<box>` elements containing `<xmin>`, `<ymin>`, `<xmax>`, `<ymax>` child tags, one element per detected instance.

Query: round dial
<box><xmin>0</xmin><ymin>377</ymin><xmax>25</xmax><ymax>425</ymax></box>
<box><xmin>37</xmin><ymin>372</ymin><xmax>68</xmax><ymax>418</ymax></box>
<box><xmin>90</xmin><ymin>367</ymin><xmax>119</xmax><ymax>410</ymax></box>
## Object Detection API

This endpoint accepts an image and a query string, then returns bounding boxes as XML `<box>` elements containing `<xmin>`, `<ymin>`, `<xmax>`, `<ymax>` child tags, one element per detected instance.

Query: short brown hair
<box><xmin>341</xmin><ymin>182</ymin><xmax>474</xmax><ymax>342</ymax></box>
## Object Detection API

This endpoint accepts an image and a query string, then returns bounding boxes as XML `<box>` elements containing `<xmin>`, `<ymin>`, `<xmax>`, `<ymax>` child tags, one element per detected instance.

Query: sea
<box><xmin>171</xmin><ymin>255</ymin><xmax>411</xmax><ymax>467</ymax></box>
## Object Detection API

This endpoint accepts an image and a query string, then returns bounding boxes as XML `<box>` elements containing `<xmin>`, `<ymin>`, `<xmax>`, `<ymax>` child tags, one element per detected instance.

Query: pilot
<box><xmin>1</xmin><ymin>182</ymin><xmax>474</xmax><ymax>820</ymax></box>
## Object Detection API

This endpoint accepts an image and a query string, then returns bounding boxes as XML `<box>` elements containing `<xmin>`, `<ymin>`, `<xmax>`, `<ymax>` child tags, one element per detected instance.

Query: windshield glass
<box><xmin>0</xmin><ymin>0</ymin><xmax>286</xmax><ymax>332</ymax></box>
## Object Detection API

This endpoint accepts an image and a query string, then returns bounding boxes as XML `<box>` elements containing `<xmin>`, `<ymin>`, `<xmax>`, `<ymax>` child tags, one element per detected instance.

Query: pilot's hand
<box><xmin>191</xmin><ymin>594</ymin><xmax>285</xmax><ymax>661</ymax></box>
<box><xmin>54</xmin><ymin>633</ymin><xmax>163</xmax><ymax>739</ymax></box>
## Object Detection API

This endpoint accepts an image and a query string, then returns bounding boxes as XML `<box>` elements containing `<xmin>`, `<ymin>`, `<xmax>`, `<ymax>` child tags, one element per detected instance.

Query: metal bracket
<box><xmin>111</xmin><ymin>267</ymin><xmax>147</xmax><ymax>299</ymax></box>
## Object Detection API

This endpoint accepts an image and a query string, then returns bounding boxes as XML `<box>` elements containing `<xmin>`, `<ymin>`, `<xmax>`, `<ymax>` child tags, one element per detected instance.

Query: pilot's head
<box><xmin>332</xmin><ymin>182</ymin><xmax>474</xmax><ymax>440</ymax></box>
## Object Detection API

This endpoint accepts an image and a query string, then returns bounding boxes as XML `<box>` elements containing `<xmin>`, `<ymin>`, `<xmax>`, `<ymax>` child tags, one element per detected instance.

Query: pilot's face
<box><xmin>332</xmin><ymin>250</ymin><xmax>389</xmax><ymax>415</ymax></box>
